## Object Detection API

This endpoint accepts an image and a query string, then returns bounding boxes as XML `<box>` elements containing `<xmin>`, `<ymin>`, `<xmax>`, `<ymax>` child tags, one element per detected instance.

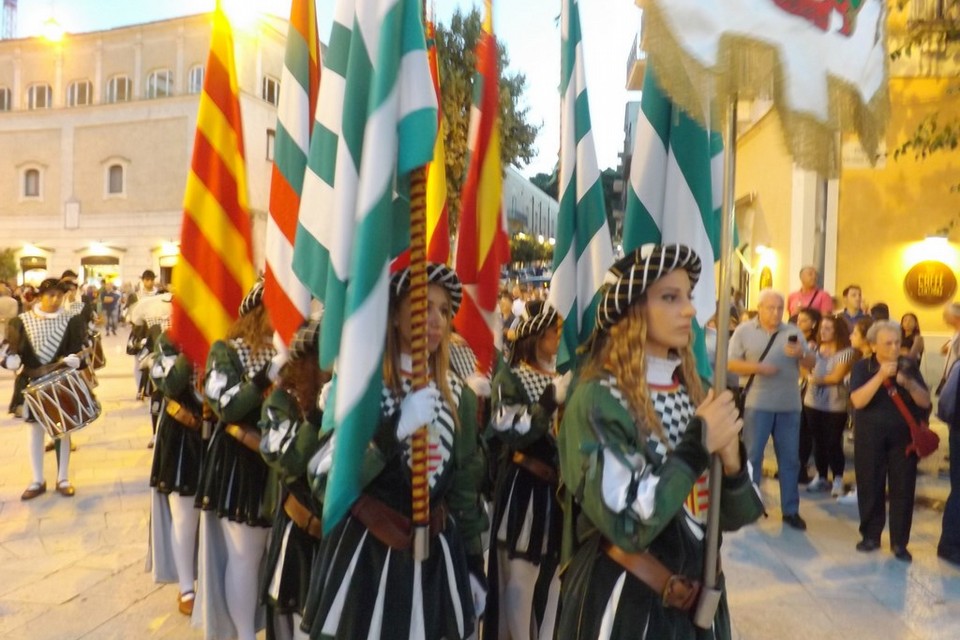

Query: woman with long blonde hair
<box><xmin>557</xmin><ymin>244</ymin><xmax>763</xmax><ymax>640</ymax></box>
<box><xmin>302</xmin><ymin>263</ymin><xmax>488</xmax><ymax>640</ymax></box>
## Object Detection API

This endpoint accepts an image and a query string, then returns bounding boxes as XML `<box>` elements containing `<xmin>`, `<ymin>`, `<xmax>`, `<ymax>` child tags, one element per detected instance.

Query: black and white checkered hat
<box><xmin>390</xmin><ymin>263</ymin><xmax>462</xmax><ymax>314</ymax></box>
<box><xmin>596</xmin><ymin>243</ymin><xmax>701</xmax><ymax>332</ymax></box>
<box><xmin>239</xmin><ymin>279</ymin><xmax>265</xmax><ymax>317</ymax></box>
<box><xmin>515</xmin><ymin>300</ymin><xmax>559</xmax><ymax>341</ymax></box>
<box><xmin>288</xmin><ymin>319</ymin><xmax>320</xmax><ymax>361</ymax></box>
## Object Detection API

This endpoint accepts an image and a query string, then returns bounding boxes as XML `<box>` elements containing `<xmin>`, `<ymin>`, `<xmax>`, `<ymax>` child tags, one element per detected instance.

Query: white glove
<box><xmin>493</xmin><ymin>403</ymin><xmax>525</xmax><ymax>433</ymax></box>
<box><xmin>396</xmin><ymin>387</ymin><xmax>440</xmax><ymax>441</ymax></box>
<box><xmin>469</xmin><ymin>573</ymin><xmax>487</xmax><ymax>618</ymax></box>
<box><xmin>466</xmin><ymin>372</ymin><xmax>491</xmax><ymax>398</ymax></box>
<box><xmin>266</xmin><ymin>352</ymin><xmax>289</xmax><ymax>383</ymax></box>
<box><xmin>4</xmin><ymin>353</ymin><xmax>21</xmax><ymax>370</ymax></box>
<box><xmin>553</xmin><ymin>371</ymin><xmax>573</xmax><ymax>405</ymax></box>
<box><xmin>62</xmin><ymin>354</ymin><xmax>81</xmax><ymax>369</ymax></box>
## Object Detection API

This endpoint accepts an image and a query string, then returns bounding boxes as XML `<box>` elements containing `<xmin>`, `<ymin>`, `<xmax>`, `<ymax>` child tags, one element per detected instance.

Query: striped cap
<box><xmin>596</xmin><ymin>243</ymin><xmax>701</xmax><ymax>332</ymax></box>
<box><xmin>515</xmin><ymin>300</ymin><xmax>559</xmax><ymax>341</ymax></box>
<box><xmin>390</xmin><ymin>263</ymin><xmax>462</xmax><ymax>315</ymax></box>
<box><xmin>239</xmin><ymin>279</ymin><xmax>265</xmax><ymax>317</ymax></box>
<box><xmin>289</xmin><ymin>318</ymin><xmax>321</xmax><ymax>361</ymax></box>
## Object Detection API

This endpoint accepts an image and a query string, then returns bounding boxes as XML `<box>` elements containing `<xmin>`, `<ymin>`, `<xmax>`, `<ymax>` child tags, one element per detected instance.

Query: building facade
<box><xmin>0</xmin><ymin>13</ymin><xmax>288</xmax><ymax>287</ymax></box>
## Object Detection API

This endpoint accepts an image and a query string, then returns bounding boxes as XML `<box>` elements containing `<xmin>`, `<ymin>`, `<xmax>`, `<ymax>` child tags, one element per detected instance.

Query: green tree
<box><xmin>436</xmin><ymin>8</ymin><xmax>540</xmax><ymax>233</ymax></box>
<box><xmin>0</xmin><ymin>248</ymin><xmax>17</xmax><ymax>283</ymax></box>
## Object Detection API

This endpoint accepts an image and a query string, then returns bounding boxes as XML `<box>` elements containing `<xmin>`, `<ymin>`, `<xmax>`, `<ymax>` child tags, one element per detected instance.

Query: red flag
<box><xmin>171</xmin><ymin>5</ymin><xmax>257</xmax><ymax>367</ymax></box>
<box><xmin>453</xmin><ymin>0</ymin><xmax>509</xmax><ymax>372</ymax></box>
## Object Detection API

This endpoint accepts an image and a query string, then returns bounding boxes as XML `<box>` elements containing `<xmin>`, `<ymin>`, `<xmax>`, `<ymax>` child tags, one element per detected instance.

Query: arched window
<box><xmin>145</xmin><ymin>69</ymin><xmax>173</xmax><ymax>99</ymax></box>
<box><xmin>67</xmin><ymin>80</ymin><xmax>93</xmax><ymax>107</ymax></box>
<box><xmin>27</xmin><ymin>84</ymin><xmax>52</xmax><ymax>110</ymax></box>
<box><xmin>108</xmin><ymin>164</ymin><xmax>124</xmax><ymax>195</ymax></box>
<box><xmin>261</xmin><ymin>75</ymin><xmax>280</xmax><ymax>105</ymax></box>
<box><xmin>23</xmin><ymin>168</ymin><xmax>41</xmax><ymax>198</ymax></box>
<box><xmin>0</xmin><ymin>87</ymin><xmax>10</xmax><ymax>111</ymax></box>
<box><xmin>106</xmin><ymin>75</ymin><xmax>132</xmax><ymax>103</ymax></box>
<box><xmin>188</xmin><ymin>66</ymin><xmax>205</xmax><ymax>94</ymax></box>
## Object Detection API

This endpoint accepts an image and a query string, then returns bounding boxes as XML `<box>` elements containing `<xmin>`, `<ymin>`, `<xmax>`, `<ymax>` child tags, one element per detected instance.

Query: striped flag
<box><xmin>453</xmin><ymin>0</ymin><xmax>510</xmax><ymax>374</ymax></box>
<box><xmin>547</xmin><ymin>0</ymin><xmax>614</xmax><ymax>373</ymax></box>
<box><xmin>291</xmin><ymin>0</ymin><xmax>437</xmax><ymax>531</ymax></box>
<box><xmin>263</xmin><ymin>0</ymin><xmax>321</xmax><ymax>347</ymax></box>
<box><xmin>624</xmin><ymin>64</ymin><xmax>723</xmax><ymax>381</ymax></box>
<box><xmin>170</xmin><ymin>5</ymin><xmax>257</xmax><ymax>367</ymax></box>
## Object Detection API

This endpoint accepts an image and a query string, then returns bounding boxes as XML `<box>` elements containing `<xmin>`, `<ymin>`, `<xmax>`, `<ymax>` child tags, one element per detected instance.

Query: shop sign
<box><xmin>904</xmin><ymin>261</ymin><xmax>957</xmax><ymax>306</ymax></box>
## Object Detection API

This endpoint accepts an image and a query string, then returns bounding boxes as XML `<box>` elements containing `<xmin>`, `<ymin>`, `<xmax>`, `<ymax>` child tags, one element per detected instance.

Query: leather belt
<box><xmin>283</xmin><ymin>493</ymin><xmax>323</xmax><ymax>540</ymax></box>
<box><xmin>601</xmin><ymin>539</ymin><xmax>702</xmax><ymax>612</ymax></box>
<box><xmin>165</xmin><ymin>399</ymin><xmax>201</xmax><ymax>430</ymax></box>
<box><xmin>349</xmin><ymin>493</ymin><xmax>447</xmax><ymax>551</ymax></box>
<box><xmin>223</xmin><ymin>423</ymin><xmax>262</xmax><ymax>453</ymax></box>
<box><xmin>512</xmin><ymin>451</ymin><xmax>559</xmax><ymax>485</ymax></box>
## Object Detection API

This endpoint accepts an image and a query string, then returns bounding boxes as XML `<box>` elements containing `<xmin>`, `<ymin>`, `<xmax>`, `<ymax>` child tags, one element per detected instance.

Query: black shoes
<box><xmin>892</xmin><ymin>546</ymin><xmax>912</xmax><ymax>563</ymax></box>
<box><xmin>856</xmin><ymin>538</ymin><xmax>880</xmax><ymax>552</ymax></box>
<box><xmin>782</xmin><ymin>513</ymin><xmax>807</xmax><ymax>530</ymax></box>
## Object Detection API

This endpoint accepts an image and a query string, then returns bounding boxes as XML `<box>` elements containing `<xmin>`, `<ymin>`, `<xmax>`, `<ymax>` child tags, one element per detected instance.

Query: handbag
<box><xmin>883</xmin><ymin>378</ymin><xmax>940</xmax><ymax>459</ymax></box>
<box><xmin>734</xmin><ymin>330</ymin><xmax>780</xmax><ymax>417</ymax></box>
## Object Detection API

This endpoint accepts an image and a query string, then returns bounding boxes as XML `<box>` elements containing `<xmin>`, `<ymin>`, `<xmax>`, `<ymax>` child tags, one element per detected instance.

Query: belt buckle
<box><xmin>662</xmin><ymin>574</ymin><xmax>697</xmax><ymax>610</ymax></box>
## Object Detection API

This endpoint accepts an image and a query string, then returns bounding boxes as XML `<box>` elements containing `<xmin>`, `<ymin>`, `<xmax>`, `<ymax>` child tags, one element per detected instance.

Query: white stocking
<box><xmin>57</xmin><ymin>434</ymin><xmax>71</xmax><ymax>484</ymax></box>
<box><xmin>222</xmin><ymin>520</ymin><xmax>268</xmax><ymax>640</ymax></box>
<box><xmin>497</xmin><ymin>549</ymin><xmax>539</xmax><ymax>640</ymax></box>
<box><xmin>28</xmin><ymin>422</ymin><xmax>44</xmax><ymax>484</ymax></box>
<box><xmin>535</xmin><ymin>565</ymin><xmax>561</xmax><ymax>640</ymax></box>
<box><xmin>169</xmin><ymin>494</ymin><xmax>201</xmax><ymax>595</ymax></box>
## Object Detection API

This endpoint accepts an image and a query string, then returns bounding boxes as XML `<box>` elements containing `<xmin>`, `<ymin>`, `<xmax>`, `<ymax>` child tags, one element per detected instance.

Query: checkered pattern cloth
<box><xmin>515</xmin><ymin>362</ymin><xmax>553</xmax><ymax>405</ymax></box>
<box><xmin>21</xmin><ymin>310</ymin><xmax>71</xmax><ymax>365</ymax></box>
<box><xmin>230</xmin><ymin>338</ymin><xmax>276</xmax><ymax>379</ymax></box>
<box><xmin>449</xmin><ymin>337</ymin><xmax>478</xmax><ymax>381</ymax></box>
<box><xmin>382</xmin><ymin>372</ymin><xmax>462</xmax><ymax>490</ymax></box>
<box><xmin>599</xmin><ymin>374</ymin><xmax>695</xmax><ymax>459</ymax></box>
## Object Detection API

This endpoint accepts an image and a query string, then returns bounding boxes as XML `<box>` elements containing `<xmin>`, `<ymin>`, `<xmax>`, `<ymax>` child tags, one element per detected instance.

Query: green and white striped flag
<box><xmin>547</xmin><ymin>0</ymin><xmax>614</xmax><ymax>373</ymax></box>
<box><xmin>291</xmin><ymin>0</ymin><xmax>437</xmax><ymax>531</ymax></box>
<box><xmin>624</xmin><ymin>64</ymin><xmax>723</xmax><ymax>382</ymax></box>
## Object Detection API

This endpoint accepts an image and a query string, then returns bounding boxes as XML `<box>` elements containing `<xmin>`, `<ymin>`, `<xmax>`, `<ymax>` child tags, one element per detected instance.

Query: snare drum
<box><xmin>23</xmin><ymin>368</ymin><xmax>101</xmax><ymax>439</ymax></box>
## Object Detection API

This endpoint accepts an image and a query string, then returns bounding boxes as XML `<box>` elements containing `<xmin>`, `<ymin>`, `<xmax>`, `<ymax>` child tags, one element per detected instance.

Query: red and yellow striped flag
<box><xmin>453</xmin><ymin>0</ymin><xmax>509</xmax><ymax>372</ymax></box>
<box><xmin>171</xmin><ymin>5</ymin><xmax>257</xmax><ymax>367</ymax></box>
<box><xmin>425</xmin><ymin>10</ymin><xmax>449</xmax><ymax>265</ymax></box>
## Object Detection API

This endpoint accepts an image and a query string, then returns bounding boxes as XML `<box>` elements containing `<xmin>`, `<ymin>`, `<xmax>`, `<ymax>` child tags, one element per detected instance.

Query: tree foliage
<box><xmin>436</xmin><ymin>8</ymin><xmax>541</xmax><ymax>233</ymax></box>
<box><xmin>0</xmin><ymin>248</ymin><xmax>17</xmax><ymax>283</ymax></box>
<box><xmin>509</xmin><ymin>235</ymin><xmax>553</xmax><ymax>267</ymax></box>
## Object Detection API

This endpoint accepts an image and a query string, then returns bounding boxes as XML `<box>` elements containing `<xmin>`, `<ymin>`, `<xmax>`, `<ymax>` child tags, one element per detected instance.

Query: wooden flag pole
<box><xmin>694</xmin><ymin>93</ymin><xmax>738</xmax><ymax>629</ymax></box>
<box><xmin>409</xmin><ymin>165</ymin><xmax>431</xmax><ymax>561</ymax></box>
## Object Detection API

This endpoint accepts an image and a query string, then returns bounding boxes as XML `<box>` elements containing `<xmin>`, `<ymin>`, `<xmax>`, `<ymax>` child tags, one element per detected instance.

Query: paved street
<box><xmin>0</xmin><ymin>329</ymin><xmax>959</xmax><ymax>639</ymax></box>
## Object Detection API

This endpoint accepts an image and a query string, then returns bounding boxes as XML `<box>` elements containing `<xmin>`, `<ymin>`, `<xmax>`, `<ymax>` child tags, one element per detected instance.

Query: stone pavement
<box><xmin>0</xmin><ymin>329</ymin><xmax>958</xmax><ymax>639</ymax></box>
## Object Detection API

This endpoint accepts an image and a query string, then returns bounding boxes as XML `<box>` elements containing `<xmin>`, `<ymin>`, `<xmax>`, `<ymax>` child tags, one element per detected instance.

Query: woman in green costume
<box><xmin>557</xmin><ymin>244</ymin><xmax>763</xmax><ymax>640</ymax></box>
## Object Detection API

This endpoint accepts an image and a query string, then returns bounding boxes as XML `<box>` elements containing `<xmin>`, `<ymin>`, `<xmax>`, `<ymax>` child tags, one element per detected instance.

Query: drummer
<box><xmin>1</xmin><ymin>278</ymin><xmax>89</xmax><ymax>499</ymax></box>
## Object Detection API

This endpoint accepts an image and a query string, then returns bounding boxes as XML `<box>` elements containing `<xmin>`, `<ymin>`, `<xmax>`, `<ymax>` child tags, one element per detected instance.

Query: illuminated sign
<box><xmin>904</xmin><ymin>261</ymin><xmax>957</xmax><ymax>306</ymax></box>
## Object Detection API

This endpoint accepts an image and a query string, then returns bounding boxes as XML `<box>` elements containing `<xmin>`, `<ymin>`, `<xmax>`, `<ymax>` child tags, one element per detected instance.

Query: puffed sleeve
<box><xmin>260</xmin><ymin>386</ymin><xmax>324</xmax><ymax>481</ymax></box>
<box><xmin>204</xmin><ymin>340</ymin><xmax>269</xmax><ymax>424</ymax></box>
<box><xmin>447</xmin><ymin>384</ymin><xmax>489</xmax><ymax>556</ymax></box>
<box><xmin>489</xmin><ymin>366</ymin><xmax>556</xmax><ymax>449</ymax></box>
<box><xmin>558</xmin><ymin>380</ymin><xmax>709</xmax><ymax>553</ymax></box>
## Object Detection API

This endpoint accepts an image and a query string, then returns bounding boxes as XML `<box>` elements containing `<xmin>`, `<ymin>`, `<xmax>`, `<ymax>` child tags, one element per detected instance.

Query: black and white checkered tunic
<box><xmin>382</xmin><ymin>372</ymin><xmax>461</xmax><ymax>490</ymax></box>
<box><xmin>21</xmin><ymin>310</ymin><xmax>71</xmax><ymax>365</ymax></box>
<box><xmin>599</xmin><ymin>374</ymin><xmax>695</xmax><ymax>459</ymax></box>
<box><xmin>448</xmin><ymin>339</ymin><xmax>478</xmax><ymax>381</ymax></box>
<box><xmin>230</xmin><ymin>338</ymin><xmax>276</xmax><ymax>379</ymax></box>
<box><xmin>515</xmin><ymin>362</ymin><xmax>553</xmax><ymax>405</ymax></box>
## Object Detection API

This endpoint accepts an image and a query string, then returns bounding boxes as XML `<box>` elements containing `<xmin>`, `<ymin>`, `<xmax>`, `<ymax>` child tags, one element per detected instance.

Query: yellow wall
<box><xmin>735</xmin><ymin>108</ymin><xmax>797</xmax><ymax>307</ymax></box>
<box><xmin>838</xmin><ymin>76</ymin><xmax>960</xmax><ymax>333</ymax></box>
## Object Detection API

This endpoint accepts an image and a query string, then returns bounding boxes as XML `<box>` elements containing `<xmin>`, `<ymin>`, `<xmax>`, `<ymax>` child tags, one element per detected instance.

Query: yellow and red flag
<box><xmin>453</xmin><ymin>0</ymin><xmax>509</xmax><ymax>372</ymax></box>
<box><xmin>171</xmin><ymin>4</ymin><xmax>257</xmax><ymax>367</ymax></box>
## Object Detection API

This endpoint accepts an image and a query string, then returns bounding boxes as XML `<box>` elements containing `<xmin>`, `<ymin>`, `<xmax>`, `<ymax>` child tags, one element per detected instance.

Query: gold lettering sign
<box><xmin>904</xmin><ymin>261</ymin><xmax>957</xmax><ymax>306</ymax></box>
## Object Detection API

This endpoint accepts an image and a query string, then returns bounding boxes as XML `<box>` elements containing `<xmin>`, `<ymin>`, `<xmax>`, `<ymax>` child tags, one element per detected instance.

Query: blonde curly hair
<box><xmin>582</xmin><ymin>301</ymin><xmax>704</xmax><ymax>445</ymax></box>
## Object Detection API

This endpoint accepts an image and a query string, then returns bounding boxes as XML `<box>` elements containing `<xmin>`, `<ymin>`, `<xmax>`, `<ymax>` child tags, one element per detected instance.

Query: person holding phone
<box><xmin>729</xmin><ymin>289</ymin><xmax>816</xmax><ymax>530</ymax></box>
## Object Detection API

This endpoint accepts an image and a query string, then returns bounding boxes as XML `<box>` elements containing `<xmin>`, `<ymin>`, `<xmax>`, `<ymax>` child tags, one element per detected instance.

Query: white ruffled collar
<box><xmin>32</xmin><ymin>307</ymin><xmax>62</xmax><ymax>319</ymax></box>
<box><xmin>646</xmin><ymin>353</ymin><xmax>681</xmax><ymax>386</ymax></box>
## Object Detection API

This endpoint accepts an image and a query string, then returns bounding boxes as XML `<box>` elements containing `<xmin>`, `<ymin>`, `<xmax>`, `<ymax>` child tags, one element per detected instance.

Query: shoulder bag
<box><xmin>883</xmin><ymin>378</ymin><xmax>939</xmax><ymax>459</ymax></box>
<box><xmin>734</xmin><ymin>330</ymin><xmax>779</xmax><ymax>417</ymax></box>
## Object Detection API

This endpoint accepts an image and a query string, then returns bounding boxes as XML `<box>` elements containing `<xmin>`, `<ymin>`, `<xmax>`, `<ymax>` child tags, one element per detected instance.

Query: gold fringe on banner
<box><xmin>640</xmin><ymin>1</ymin><xmax>890</xmax><ymax>178</ymax></box>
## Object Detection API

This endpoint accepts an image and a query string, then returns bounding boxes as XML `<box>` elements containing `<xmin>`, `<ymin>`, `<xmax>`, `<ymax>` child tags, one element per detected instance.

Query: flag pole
<box><xmin>694</xmin><ymin>93</ymin><xmax>737</xmax><ymax>629</ymax></box>
<box><xmin>409</xmin><ymin>164</ymin><xmax>432</xmax><ymax>562</ymax></box>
